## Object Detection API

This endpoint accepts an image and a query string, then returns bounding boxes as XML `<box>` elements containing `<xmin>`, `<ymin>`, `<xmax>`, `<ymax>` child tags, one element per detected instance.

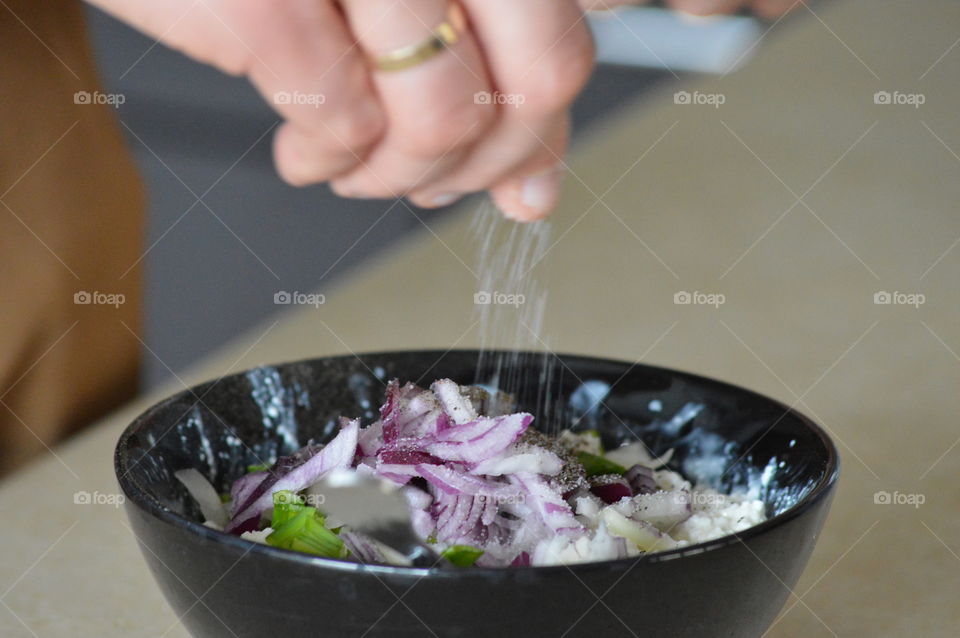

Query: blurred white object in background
<box><xmin>588</xmin><ymin>6</ymin><xmax>763</xmax><ymax>74</ymax></box>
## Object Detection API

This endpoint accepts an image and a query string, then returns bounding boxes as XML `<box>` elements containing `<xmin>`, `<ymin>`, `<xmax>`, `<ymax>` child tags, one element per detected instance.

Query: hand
<box><xmin>86</xmin><ymin>0</ymin><xmax>796</xmax><ymax>224</ymax></box>
<box><xmin>87</xmin><ymin>0</ymin><xmax>594</xmax><ymax>222</ymax></box>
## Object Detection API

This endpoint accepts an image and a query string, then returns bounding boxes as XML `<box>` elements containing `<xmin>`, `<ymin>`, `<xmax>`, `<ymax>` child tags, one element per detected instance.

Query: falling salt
<box><xmin>470</xmin><ymin>201</ymin><xmax>558</xmax><ymax>432</ymax></box>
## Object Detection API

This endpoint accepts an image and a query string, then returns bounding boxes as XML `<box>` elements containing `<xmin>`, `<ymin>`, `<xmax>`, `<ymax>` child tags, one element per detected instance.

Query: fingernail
<box><xmin>329</xmin><ymin>180</ymin><xmax>355</xmax><ymax>198</ymax></box>
<box><xmin>431</xmin><ymin>193</ymin><xmax>460</xmax><ymax>207</ymax></box>
<box><xmin>521</xmin><ymin>166</ymin><xmax>563</xmax><ymax>213</ymax></box>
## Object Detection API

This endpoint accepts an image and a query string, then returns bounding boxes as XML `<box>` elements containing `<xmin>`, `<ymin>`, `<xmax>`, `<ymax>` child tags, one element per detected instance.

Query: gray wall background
<box><xmin>84</xmin><ymin>6</ymin><xmax>669</xmax><ymax>386</ymax></box>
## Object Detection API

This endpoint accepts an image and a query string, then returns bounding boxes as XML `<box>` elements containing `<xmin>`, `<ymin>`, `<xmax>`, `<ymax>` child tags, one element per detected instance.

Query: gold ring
<box><xmin>373</xmin><ymin>3</ymin><xmax>466</xmax><ymax>72</ymax></box>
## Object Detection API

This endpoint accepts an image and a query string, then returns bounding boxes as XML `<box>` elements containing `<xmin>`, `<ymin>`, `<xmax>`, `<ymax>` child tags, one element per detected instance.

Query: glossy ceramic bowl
<box><xmin>115</xmin><ymin>350</ymin><xmax>839</xmax><ymax>638</ymax></box>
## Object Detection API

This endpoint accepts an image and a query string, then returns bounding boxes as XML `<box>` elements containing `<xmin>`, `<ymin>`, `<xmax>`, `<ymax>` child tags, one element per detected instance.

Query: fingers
<box><xmin>666</xmin><ymin>0</ymin><xmax>746</xmax><ymax>15</ymax></box>
<box><xmin>223</xmin><ymin>0</ymin><xmax>386</xmax><ymax>185</ymax></box>
<box><xmin>750</xmin><ymin>0</ymin><xmax>801</xmax><ymax>19</ymax></box>
<box><xmin>487</xmin><ymin>115</ymin><xmax>571</xmax><ymax>222</ymax></box>
<box><xmin>89</xmin><ymin>0</ymin><xmax>385</xmax><ymax>186</ymax></box>
<box><xmin>330</xmin><ymin>0</ymin><xmax>497</xmax><ymax>199</ymax></box>
<box><xmin>407</xmin><ymin>0</ymin><xmax>594</xmax><ymax>220</ymax></box>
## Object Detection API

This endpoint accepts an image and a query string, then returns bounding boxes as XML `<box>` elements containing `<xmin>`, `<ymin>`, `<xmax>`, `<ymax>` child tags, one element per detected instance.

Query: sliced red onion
<box><xmin>381</xmin><ymin>381</ymin><xmax>446</xmax><ymax>444</ymax></box>
<box><xmin>416</xmin><ymin>463</ymin><xmax>519</xmax><ymax>499</ymax></box>
<box><xmin>374</xmin><ymin>464</ymin><xmax>419</xmax><ymax>485</ymax></box>
<box><xmin>625</xmin><ymin>463</ymin><xmax>657</xmax><ymax>495</ymax></box>
<box><xmin>589</xmin><ymin>474</ymin><xmax>633</xmax><ymax>504</ymax></box>
<box><xmin>402</xmin><ymin>486</ymin><xmax>435</xmax><ymax>540</ymax></box>
<box><xmin>341</xmin><ymin>530</ymin><xmax>411</xmax><ymax>566</ymax></box>
<box><xmin>510</xmin><ymin>552</ymin><xmax>531</xmax><ymax>567</ymax></box>
<box><xmin>469</xmin><ymin>446</ymin><xmax>562</xmax><ymax>476</ymax></box>
<box><xmin>357</xmin><ymin>419</ymin><xmax>384</xmax><ymax>458</ymax></box>
<box><xmin>430</xmin><ymin>379</ymin><xmax>477</xmax><ymax>424</ymax></box>
<box><xmin>175</xmin><ymin>468</ymin><xmax>229</xmax><ymax>529</ymax></box>
<box><xmin>510</xmin><ymin>472</ymin><xmax>582</xmax><ymax>535</ymax></box>
<box><xmin>229</xmin><ymin>470</ymin><xmax>267</xmax><ymax>514</ymax></box>
<box><xmin>402</xmin><ymin>485</ymin><xmax>432</xmax><ymax>509</ymax></box>
<box><xmin>379</xmin><ymin>449</ymin><xmax>441</xmax><ymax>465</ymax></box>
<box><xmin>422</xmin><ymin>413</ymin><xmax>532</xmax><ymax>464</ymax></box>
<box><xmin>225</xmin><ymin>418</ymin><xmax>359</xmax><ymax>533</ymax></box>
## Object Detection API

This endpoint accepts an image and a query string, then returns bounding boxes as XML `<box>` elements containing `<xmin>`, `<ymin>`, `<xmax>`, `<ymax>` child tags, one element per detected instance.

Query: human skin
<box><xmin>85</xmin><ymin>0</ymin><xmax>798</xmax><ymax>221</ymax></box>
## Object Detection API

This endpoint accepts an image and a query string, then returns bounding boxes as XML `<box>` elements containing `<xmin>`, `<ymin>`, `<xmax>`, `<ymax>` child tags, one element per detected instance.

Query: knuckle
<box><xmin>398</xmin><ymin>100</ymin><xmax>493</xmax><ymax>158</ymax></box>
<box><xmin>325</xmin><ymin>105</ymin><xmax>386</xmax><ymax>153</ymax></box>
<box><xmin>523</xmin><ymin>31</ymin><xmax>595</xmax><ymax>114</ymax></box>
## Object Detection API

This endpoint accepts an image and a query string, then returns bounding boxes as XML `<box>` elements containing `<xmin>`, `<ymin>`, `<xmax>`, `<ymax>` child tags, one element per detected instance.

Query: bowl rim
<box><xmin>115</xmin><ymin>348</ymin><xmax>841</xmax><ymax>578</ymax></box>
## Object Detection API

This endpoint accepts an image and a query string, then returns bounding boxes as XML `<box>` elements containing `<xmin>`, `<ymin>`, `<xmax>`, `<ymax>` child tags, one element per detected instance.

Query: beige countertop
<box><xmin>3</xmin><ymin>0</ymin><xmax>959</xmax><ymax>635</ymax></box>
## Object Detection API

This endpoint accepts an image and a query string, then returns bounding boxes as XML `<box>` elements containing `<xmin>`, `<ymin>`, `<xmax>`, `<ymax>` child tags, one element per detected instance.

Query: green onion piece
<box><xmin>288</xmin><ymin>521</ymin><xmax>349</xmax><ymax>559</ymax></box>
<box><xmin>219</xmin><ymin>493</ymin><xmax>232</xmax><ymax>504</ymax></box>
<box><xmin>441</xmin><ymin>545</ymin><xmax>484</xmax><ymax>567</ymax></box>
<box><xmin>273</xmin><ymin>490</ymin><xmax>304</xmax><ymax>506</ymax></box>
<box><xmin>247</xmin><ymin>463</ymin><xmax>271</xmax><ymax>473</ymax></box>
<box><xmin>266</xmin><ymin>496</ymin><xmax>347</xmax><ymax>559</ymax></box>
<box><xmin>577</xmin><ymin>451</ymin><xmax>626</xmax><ymax>477</ymax></box>
<box><xmin>270</xmin><ymin>490</ymin><xmax>309</xmax><ymax>528</ymax></box>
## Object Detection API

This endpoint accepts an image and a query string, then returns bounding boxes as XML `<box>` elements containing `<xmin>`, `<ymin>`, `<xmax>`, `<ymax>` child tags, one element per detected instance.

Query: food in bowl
<box><xmin>178</xmin><ymin>378</ymin><xmax>767</xmax><ymax>568</ymax></box>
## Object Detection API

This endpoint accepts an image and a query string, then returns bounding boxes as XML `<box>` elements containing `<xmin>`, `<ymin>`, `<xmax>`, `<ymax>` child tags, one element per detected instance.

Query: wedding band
<box><xmin>373</xmin><ymin>3</ymin><xmax>466</xmax><ymax>72</ymax></box>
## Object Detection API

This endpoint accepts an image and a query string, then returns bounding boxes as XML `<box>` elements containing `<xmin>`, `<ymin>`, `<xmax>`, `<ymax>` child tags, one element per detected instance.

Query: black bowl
<box><xmin>115</xmin><ymin>350</ymin><xmax>839</xmax><ymax>638</ymax></box>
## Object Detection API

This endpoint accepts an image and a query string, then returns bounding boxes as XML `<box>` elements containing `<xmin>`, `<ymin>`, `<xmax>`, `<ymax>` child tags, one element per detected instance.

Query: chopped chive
<box><xmin>441</xmin><ymin>545</ymin><xmax>484</xmax><ymax>567</ymax></box>
<box><xmin>247</xmin><ymin>463</ymin><xmax>271</xmax><ymax>473</ymax></box>
<box><xmin>266</xmin><ymin>491</ymin><xmax>347</xmax><ymax>559</ymax></box>
<box><xmin>577</xmin><ymin>451</ymin><xmax>626</xmax><ymax>477</ymax></box>
<box><xmin>269</xmin><ymin>491</ymin><xmax>310</xmax><ymax>528</ymax></box>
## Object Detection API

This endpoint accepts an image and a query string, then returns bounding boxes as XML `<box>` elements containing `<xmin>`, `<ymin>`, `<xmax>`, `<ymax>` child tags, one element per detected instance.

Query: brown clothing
<box><xmin>1</xmin><ymin>1</ymin><xmax>143</xmax><ymax>474</ymax></box>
